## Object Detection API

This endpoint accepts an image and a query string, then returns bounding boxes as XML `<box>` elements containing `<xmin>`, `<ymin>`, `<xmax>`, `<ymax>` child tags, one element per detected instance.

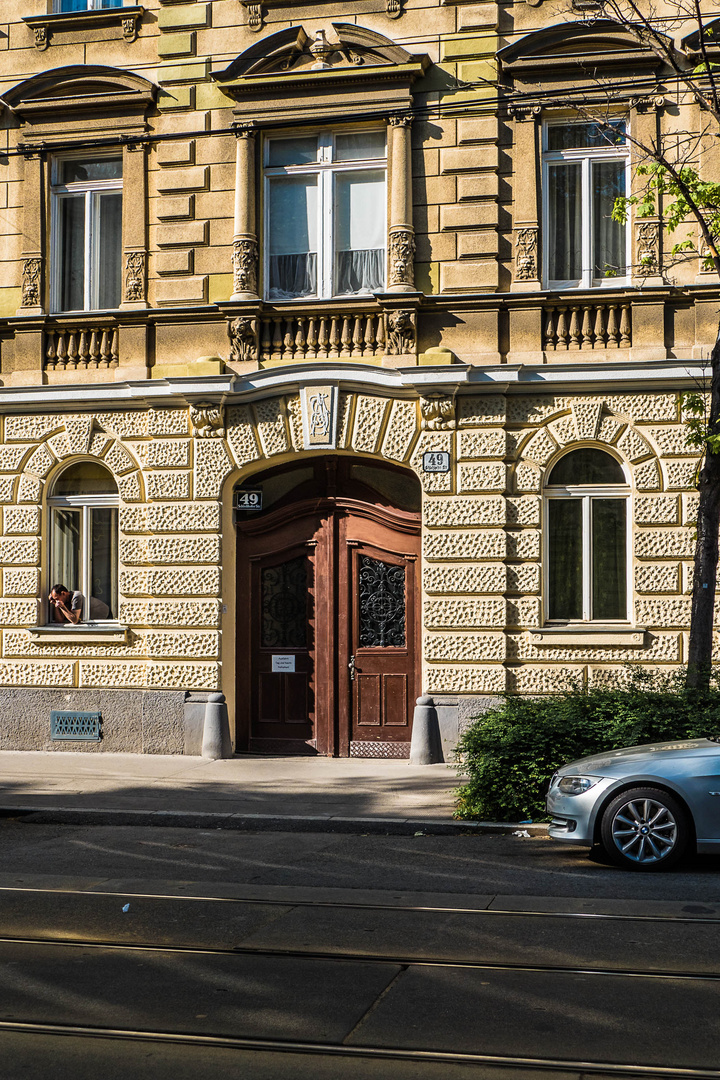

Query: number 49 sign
<box><xmin>422</xmin><ymin>452</ymin><xmax>450</xmax><ymax>473</ymax></box>
<box><xmin>234</xmin><ymin>489</ymin><xmax>263</xmax><ymax>510</ymax></box>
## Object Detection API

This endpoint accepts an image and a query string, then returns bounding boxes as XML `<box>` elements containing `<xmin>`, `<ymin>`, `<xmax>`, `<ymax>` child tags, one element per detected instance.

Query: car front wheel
<box><xmin>599</xmin><ymin>786</ymin><xmax>691</xmax><ymax>871</ymax></box>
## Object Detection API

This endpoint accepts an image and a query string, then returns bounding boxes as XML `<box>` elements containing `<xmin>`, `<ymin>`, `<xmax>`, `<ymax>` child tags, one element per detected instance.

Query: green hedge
<box><xmin>454</xmin><ymin>668</ymin><xmax>720</xmax><ymax>823</ymax></box>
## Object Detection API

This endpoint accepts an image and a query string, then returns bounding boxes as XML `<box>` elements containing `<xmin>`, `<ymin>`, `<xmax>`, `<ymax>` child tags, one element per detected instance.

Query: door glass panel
<box><xmin>548</xmin><ymin>499</ymin><xmax>583</xmax><ymax>620</ymax></box>
<box><xmin>89</xmin><ymin>507</ymin><xmax>118</xmax><ymax>619</ymax></box>
<box><xmin>592</xmin><ymin>499</ymin><xmax>627</xmax><ymax>620</ymax></box>
<box><xmin>359</xmin><ymin>556</ymin><xmax>405</xmax><ymax>647</ymax></box>
<box><xmin>261</xmin><ymin>557</ymin><xmax>307</xmax><ymax>648</ymax></box>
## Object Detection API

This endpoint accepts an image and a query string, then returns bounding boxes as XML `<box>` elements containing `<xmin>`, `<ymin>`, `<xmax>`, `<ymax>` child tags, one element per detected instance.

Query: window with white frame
<box><xmin>545</xmin><ymin>448</ymin><xmax>629</xmax><ymax>622</ymax></box>
<box><xmin>48</xmin><ymin>462</ymin><xmax>119</xmax><ymax>622</ymax></box>
<box><xmin>53</xmin><ymin>1</ymin><xmax>123</xmax><ymax>11</ymax></box>
<box><xmin>51</xmin><ymin>156</ymin><xmax>123</xmax><ymax>313</ymax></box>
<box><xmin>264</xmin><ymin>129</ymin><xmax>386</xmax><ymax>300</ymax></box>
<box><xmin>543</xmin><ymin>121</ymin><xmax>630</xmax><ymax>289</ymax></box>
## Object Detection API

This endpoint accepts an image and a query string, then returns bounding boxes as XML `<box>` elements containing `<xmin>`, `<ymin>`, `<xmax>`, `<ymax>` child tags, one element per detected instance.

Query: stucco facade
<box><xmin>0</xmin><ymin>0</ymin><xmax>711</xmax><ymax>756</ymax></box>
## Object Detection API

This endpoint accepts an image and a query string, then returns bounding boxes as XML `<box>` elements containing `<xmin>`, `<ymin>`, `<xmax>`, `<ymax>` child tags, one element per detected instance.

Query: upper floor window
<box><xmin>543</xmin><ymin>121</ymin><xmax>629</xmax><ymax>290</ymax></box>
<box><xmin>53</xmin><ymin>1</ymin><xmax>123</xmax><ymax>10</ymax></box>
<box><xmin>264</xmin><ymin>129</ymin><xmax>386</xmax><ymax>300</ymax></box>
<box><xmin>545</xmin><ymin>448</ymin><xmax>629</xmax><ymax>623</ymax></box>
<box><xmin>51</xmin><ymin>156</ymin><xmax>123</xmax><ymax>313</ymax></box>
<box><xmin>48</xmin><ymin>462</ymin><xmax>119</xmax><ymax>623</ymax></box>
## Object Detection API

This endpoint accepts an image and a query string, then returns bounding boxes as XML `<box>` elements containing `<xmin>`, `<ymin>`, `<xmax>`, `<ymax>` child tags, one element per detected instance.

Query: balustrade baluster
<box><xmin>593</xmin><ymin>305</ymin><xmax>606</xmax><ymax>347</ymax></box>
<box><xmin>556</xmin><ymin>307</ymin><xmax>569</xmax><ymax>349</ymax></box>
<box><xmin>352</xmin><ymin>315</ymin><xmax>364</xmax><ymax>356</ymax></box>
<box><xmin>568</xmin><ymin>306</ymin><xmax>581</xmax><ymax>349</ymax></box>
<box><xmin>376</xmin><ymin>314</ymin><xmax>386</xmax><ymax>353</ymax></box>
<box><xmin>340</xmin><ymin>316</ymin><xmax>352</xmax><ymax>357</ymax></box>
<box><xmin>365</xmin><ymin>314</ymin><xmax>376</xmax><ymax>355</ymax></box>
<box><xmin>89</xmin><ymin>329</ymin><xmax>100</xmax><ymax>368</ymax></box>
<box><xmin>619</xmin><ymin>303</ymin><xmax>631</xmax><ymax>347</ymax></box>
<box><xmin>45</xmin><ymin>330</ymin><xmax>56</xmax><ymax>371</ymax></box>
<box><xmin>543</xmin><ymin>308</ymin><xmax>557</xmax><ymax>351</ymax></box>
<box><xmin>260</xmin><ymin>318</ymin><xmax>272</xmax><ymax>362</ymax></box>
<box><xmin>56</xmin><ymin>330</ymin><xmax>67</xmax><ymax>371</ymax></box>
<box><xmin>295</xmin><ymin>318</ymin><xmax>307</xmax><ymax>361</ymax></box>
<box><xmin>67</xmin><ymin>329</ymin><xmax>78</xmax><ymax>369</ymax></box>
<box><xmin>283</xmin><ymin>318</ymin><xmax>294</xmax><ymax>360</ymax></box>
<box><xmin>271</xmin><ymin>317</ymin><xmax>283</xmax><ymax>361</ymax></box>
<box><xmin>306</xmin><ymin>317</ymin><xmax>318</xmax><ymax>359</ymax></box>
<box><xmin>606</xmin><ymin>304</ymin><xmax>619</xmax><ymax>348</ymax></box>
<box><xmin>317</xmin><ymin>317</ymin><xmax>329</xmax><ymax>358</ymax></box>
<box><xmin>581</xmin><ymin>306</ymin><xmax>593</xmax><ymax>348</ymax></box>
<box><xmin>110</xmin><ymin>328</ymin><xmax>119</xmax><ymax>367</ymax></box>
<box><xmin>329</xmin><ymin>316</ymin><xmax>341</xmax><ymax>357</ymax></box>
<box><xmin>99</xmin><ymin>330</ymin><xmax>111</xmax><ymax>368</ymax></box>
<box><xmin>77</xmin><ymin>330</ymin><xmax>89</xmax><ymax>369</ymax></box>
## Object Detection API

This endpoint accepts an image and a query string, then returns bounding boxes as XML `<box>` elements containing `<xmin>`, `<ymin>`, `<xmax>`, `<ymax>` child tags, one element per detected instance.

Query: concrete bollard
<box><xmin>409</xmin><ymin>694</ymin><xmax>443</xmax><ymax>765</ymax></box>
<box><xmin>201</xmin><ymin>692</ymin><xmax>232</xmax><ymax>760</ymax></box>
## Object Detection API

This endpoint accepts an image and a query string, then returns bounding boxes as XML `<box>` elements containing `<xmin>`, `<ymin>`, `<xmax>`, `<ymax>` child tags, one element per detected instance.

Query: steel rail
<box><xmin>0</xmin><ymin>1019</ymin><xmax>719</xmax><ymax>1079</ymax></box>
<box><xmin>1</xmin><ymin>933</ymin><xmax>718</xmax><ymax>983</ymax></box>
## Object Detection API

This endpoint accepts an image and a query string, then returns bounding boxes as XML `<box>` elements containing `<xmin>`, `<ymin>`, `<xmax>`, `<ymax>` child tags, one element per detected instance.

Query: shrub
<box><xmin>453</xmin><ymin>667</ymin><xmax>720</xmax><ymax>822</ymax></box>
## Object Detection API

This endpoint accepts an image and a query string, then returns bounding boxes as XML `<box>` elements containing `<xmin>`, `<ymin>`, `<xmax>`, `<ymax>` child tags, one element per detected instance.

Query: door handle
<box><xmin>348</xmin><ymin>655</ymin><xmax>356</xmax><ymax>681</ymax></box>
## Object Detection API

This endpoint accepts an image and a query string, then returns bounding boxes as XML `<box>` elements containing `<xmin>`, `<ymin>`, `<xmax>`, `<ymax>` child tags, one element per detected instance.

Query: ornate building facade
<box><xmin>0</xmin><ymin>0</ymin><xmax>711</xmax><ymax>756</ymax></box>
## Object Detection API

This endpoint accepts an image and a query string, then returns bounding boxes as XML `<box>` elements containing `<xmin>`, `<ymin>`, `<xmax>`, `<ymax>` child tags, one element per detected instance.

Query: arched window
<box><xmin>545</xmin><ymin>448</ymin><xmax>629</xmax><ymax>622</ymax></box>
<box><xmin>48</xmin><ymin>461</ymin><xmax>119</xmax><ymax>623</ymax></box>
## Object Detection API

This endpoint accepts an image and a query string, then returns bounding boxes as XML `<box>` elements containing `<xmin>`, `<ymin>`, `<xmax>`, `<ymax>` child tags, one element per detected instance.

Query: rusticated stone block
<box><xmin>412</xmin><ymin>432</ymin><xmax>454</xmax><ymax>493</ymax></box>
<box><xmin>47</xmin><ymin>433</ymin><xmax>71</xmax><ymax>461</ymax></box>
<box><xmin>506</xmin><ymin>597</ymin><xmax>541</xmax><ymax>627</ymax></box>
<box><xmin>605</xmin><ymin>394</ymin><xmax>678</xmax><ymax>424</ymax></box>
<box><xmin>254</xmin><ymin>398</ymin><xmax>289</xmax><ymax>457</ymax></box>
<box><xmin>194</xmin><ymin>439</ymin><xmax>233</xmax><ymax>500</ymax></box>
<box><xmin>120</xmin><ymin>503</ymin><xmax>221</xmax><ymax>534</ymax></box>
<box><xmin>120</xmin><ymin>567</ymin><xmax>221</xmax><ymax>597</ymax></box>
<box><xmin>513</xmin><ymin>462</ymin><xmax>542</xmax><ymax>493</ymax></box>
<box><xmin>146</xmin><ymin>662</ymin><xmax>219</xmax><ymax>690</ymax></box>
<box><xmin>507</xmin><ymin>563</ymin><xmax>540</xmax><ymax>593</ymax></box>
<box><xmin>663</xmin><ymin>459</ymin><xmax>700</xmax><ymax>491</ymax></box>
<box><xmin>458</xmin><ymin>429</ymin><xmax>506</xmax><ymax>459</ymax></box>
<box><xmin>105</xmin><ymin>442</ymin><xmax>137</xmax><ymax>476</ymax></box>
<box><xmin>647</xmin><ymin>425</ymin><xmax>694</xmax><ymax>456</ymax></box>
<box><xmin>424</xmin><ymin>530</ymin><xmax>506</xmax><ymax>561</ymax></box>
<box><xmin>682</xmin><ymin>562</ymin><xmax>697</xmax><ymax>595</ymax></box>
<box><xmin>120</xmin><ymin>536</ymin><xmax>221</xmax><ymax>565</ymax></box>
<box><xmin>337</xmin><ymin>392</ymin><xmax>354</xmax><ymax>449</ymax></box>
<box><xmin>119</xmin><ymin>599</ymin><xmax>221</xmax><ymax>627</ymax></box>
<box><xmin>63</xmin><ymin>415</ymin><xmax>93</xmax><ymax>456</ymax></box>
<box><xmin>140</xmin><ymin>440</ymin><xmax>191</xmax><ymax>468</ymax></box>
<box><xmin>0</xmin><ymin>661</ymin><xmax>74</xmax><ymax>686</ymax></box>
<box><xmin>382</xmin><ymin>400</ymin><xmax>418</xmax><ymax>463</ymax></box>
<box><xmin>5</xmin><ymin>416</ymin><xmax>62</xmax><ymax>442</ymax></box>
<box><xmin>4</xmin><ymin>630</ymin><xmax>145</xmax><ymax>660</ymax></box>
<box><xmin>507</xmin><ymin>396</ymin><xmax>564</xmax><ymax>425</ymax></box>
<box><xmin>634</xmin><ymin>459</ymin><xmax>662</xmax><ymax>491</ymax></box>
<box><xmin>3</xmin><ymin>568</ymin><xmax>39</xmax><ymax>596</ymax></box>
<box><xmin>119</xmin><ymin>473</ymin><xmax>142</xmax><ymax>502</ymax></box>
<box><xmin>597</xmin><ymin>414</ymin><xmax>625</xmax><ymax>443</ymax></box>
<box><xmin>425</xmin><ymin>665</ymin><xmax>506</xmax><ymax>694</ymax></box>
<box><xmin>635</xmin><ymin>528</ymin><xmax>694</xmax><ymax>558</ymax></box>
<box><xmin>423</xmin><ymin>495</ymin><xmax>504</xmax><ymax>528</ymax></box>
<box><xmin>0</xmin><ymin>478</ymin><xmax>16</xmax><ymax>504</ymax></box>
<box><xmin>25</xmin><ymin>445</ymin><xmax>55</xmax><ymax>479</ymax></box>
<box><xmin>149</xmin><ymin>409</ymin><xmax>188</xmax><ymax>436</ymax></box>
<box><xmin>506</xmin><ymin>496</ymin><xmax>540</xmax><ymax>526</ymax></box>
<box><xmin>682</xmin><ymin>492</ymin><xmax>700</xmax><ymax>525</ymax></box>
<box><xmin>0</xmin><ymin>538</ymin><xmax>40</xmax><ymax>565</ymax></box>
<box><xmin>0</xmin><ymin>446</ymin><xmax>30</xmax><ymax>472</ymax></box>
<box><xmin>226</xmin><ymin>405</ymin><xmax>261</xmax><ymax>466</ymax></box>
<box><xmin>352</xmin><ymin>396</ymin><xmax>389</xmax><ymax>455</ymax></box>
<box><xmin>425</xmin><ymin>633</ymin><xmax>505</xmax><ymax>662</ymax></box>
<box><xmin>617</xmin><ymin>427</ymin><xmax>653</xmax><ymax>463</ymax></box>
<box><xmin>635</xmin><ymin>495</ymin><xmax>679</xmax><ymax>525</ymax></box>
<box><xmin>423</xmin><ymin>563</ymin><xmax>506</xmax><ymax>594</ymax></box>
<box><xmin>79</xmin><ymin>662</ymin><xmax>148</xmax><ymax>688</ymax></box>
<box><xmin>521</xmin><ymin>428</ymin><xmax>558</xmax><ymax>466</ymax></box>
<box><xmin>89</xmin><ymin>434</ymin><xmax>112</xmax><ymax>458</ymax></box>
<box><xmin>507</xmin><ymin>665</ymin><xmax>585</xmax><ymax>693</ymax></box>
<box><xmin>3</xmin><ymin>506</ymin><xmax>40</xmax><ymax>535</ymax></box>
<box><xmin>146</xmin><ymin>471</ymin><xmax>191</xmax><ymax>501</ymax></box>
<box><xmin>285</xmin><ymin>395</ymin><xmax>303</xmax><ymax>452</ymax></box>
<box><xmin>0</xmin><ymin>599</ymin><xmax>40</xmax><ymax>625</ymax></box>
<box><xmin>95</xmin><ymin>412</ymin><xmax>149</xmax><ymax>439</ymax></box>
<box><xmin>425</xmin><ymin>598</ymin><xmax>506</xmax><ymax>628</ymax></box>
<box><xmin>635</xmin><ymin>597</ymin><xmax>691</xmax><ymax>626</ymax></box>
<box><xmin>144</xmin><ymin>630</ymin><xmax>220</xmax><ymax>659</ymax></box>
<box><xmin>571</xmin><ymin>398</ymin><xmax>603</xmax><ymax>440</ymax></box>
<box><xmin>458</xmin><ymin>395</ymin><xmax>506</xmax><ymax>426</ymax></box>
<box><xmin>635</xmin><ymin>563</ymin><xmax>680</xmax><ymax>593</ymax></box>
<box><xmin>459</xmin><ymin>462</ymin><xmax>507</xmax><ymax>493</ymax></box>
<box><xmin>547</xmin><ymin>415</ymin><xmax>577</xmax><ymax>448</ymax></box>
<box><xmin>506</xmin><ymin>531</ymin><xmax>540</xmax><ymax>559</ymax></box>
<box><xmin>507</xmin><ymin>631</ymin><xmax>680</xmax><ymax>663</ymax></box>
<box><xmin>17</xmin><ymin>475</ymin><xmax>39</xmax><ymax>503</ymax></box>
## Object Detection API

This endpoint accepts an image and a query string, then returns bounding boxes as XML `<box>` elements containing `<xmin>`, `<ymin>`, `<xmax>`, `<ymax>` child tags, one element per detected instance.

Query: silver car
<box><xmin>546</xmin><ymin>737</ymin><xmax>720</xmax><ymax>870</ymax></box>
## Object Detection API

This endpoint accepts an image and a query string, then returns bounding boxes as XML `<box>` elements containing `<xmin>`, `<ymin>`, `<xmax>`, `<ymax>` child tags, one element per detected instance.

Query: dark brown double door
<box><xmin>236</xmin><ymin>470</ymin><xmax>420</xmax><ymax>756</ymax></box>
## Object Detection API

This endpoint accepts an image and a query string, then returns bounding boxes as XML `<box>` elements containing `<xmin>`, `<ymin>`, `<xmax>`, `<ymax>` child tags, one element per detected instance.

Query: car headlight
<box><xmin>557</xmin><ymin>775</ymin><xmax>603</xmax><ymax>796</ymax></box>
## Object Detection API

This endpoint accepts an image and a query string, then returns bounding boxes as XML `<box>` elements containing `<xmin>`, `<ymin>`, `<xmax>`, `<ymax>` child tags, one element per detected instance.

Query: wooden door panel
<box><xmin>286</xmin><ymin>673</ymin><xmax>309</xmax><ymax>723</ymax></box>
<box><xmin>383</xmin><ymin>674</ymin><xmax>408</xmax><ymax>727</ymax></box>
<box><xmin>259</xmin><ymin>672</ymin><xmax>281</xmax><ymax>724</ymax></box>
<box><xmin>356</xmin><ymin>674</ymin><xmax>381</xmax><ymax>726</ymax></box>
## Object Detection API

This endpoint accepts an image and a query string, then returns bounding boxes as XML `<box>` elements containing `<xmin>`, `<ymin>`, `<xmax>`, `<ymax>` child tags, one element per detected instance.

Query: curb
<box><xmin>0</xmin><ymin>805</ymin><xmax>550</xmax><ymax>837</ymax></box>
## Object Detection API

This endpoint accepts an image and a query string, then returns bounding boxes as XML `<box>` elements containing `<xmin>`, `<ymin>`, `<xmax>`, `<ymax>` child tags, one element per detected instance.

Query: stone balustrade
<box><xmin>44</xmin><ymin>324</ymin><xmax>120</xmax><ymax>373</ymax></box>
<box><xmin>259</xmin><ymin>310</ymin><xmax>386</xmax><ymax>363</ymax></box>
<box><xmin>543</xmin><ymin>301</ymin><xmax>632</xmax><ymax>351</ymax></box>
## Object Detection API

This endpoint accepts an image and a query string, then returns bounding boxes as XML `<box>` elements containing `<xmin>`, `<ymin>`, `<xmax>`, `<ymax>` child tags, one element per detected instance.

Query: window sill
<box><xmin>29</xmin><ymin>624</ymin><xmax>129</xmax><ymax>645</ymax></box>
<box><xmin>23</xmin><ymin>7</ymin><xmax>143</xmax><ymax>50</ymax></box>
<box><xmin>529</xmin><ymin>626</ymin><xmax>646</xmax><ymax>646</ymax></box>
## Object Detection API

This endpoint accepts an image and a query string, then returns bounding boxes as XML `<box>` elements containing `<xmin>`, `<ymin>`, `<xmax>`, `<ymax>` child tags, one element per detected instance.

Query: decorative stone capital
<box><xmin>515</xmin><ymin>226</ymin><xmax>539</xmax><ymax>282</ymax></box>
<box><xmin>121</xmin><ymin>13</ymin><xmax>140</xmax><ymax>41</ymax></box>
<box><xmin>507</xmin><ymin>103</ymin><xmax>542</xmax><ymax>122</ymax></box>
<box><xmin>21</xmin><ymin>258</ymin><xmax>43</xmax><ymax>308</ymax></box>
<box><xmin>389</xmin><ymin>113</ymin><xmax>414</xmax><ymax>128</ymax></box>
<box><xmin>190</xmin><ymin>403</ymin><xmax>225</xmax><ymax>439</ymax></box>
<box><xmin>386</xmin><ymin>0</ymin><xmax>404</xmax><ymax>16</ymax></box>
<box><xmin>33</xmin><ymin>25</ymin><xmax>50</xmax><ymax>50</ymax></box>
<box><xmin>420</xmin><ymin>394</ymin><xmax>456</xmax><ymax>430</ymax></box>
<box><xmin>124</xmin><ymin>251</ymin><xmax>146</xmax><ymax>303</ymax></box>
<box><xmin>232</xmin><ymin>121</ymin><xmax>257</xmax><ymax>141</ymax></box>
<box><xmin>385</xmin><ymin>309</ymin><xmax>416</xmax><ymax>356</ymax></box>
<box><xmin>242</xmin><ymin>2</ymin><xmax>264</xmax><ymax>31</ymax></box>
<box><xmin>388</xmin><ymin>228</ymin><xmax>416</xmax><ymax>290</ymax></box>
<box><xmin>228</xmin><ymin>316</ymin><xmax>258</xmax><ymax>364</ymax></box>
<box><xmin>232</xmin><ymin>238</ymin><xmax>259</xmax><ymax>298</ymax></box>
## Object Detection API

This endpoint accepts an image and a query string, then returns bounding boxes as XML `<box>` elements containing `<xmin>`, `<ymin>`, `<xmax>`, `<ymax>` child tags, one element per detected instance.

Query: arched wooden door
<box><xmin>235</xmin><ymin>459</ymin><xmax>421</xmax><ymax>757</ymax></box>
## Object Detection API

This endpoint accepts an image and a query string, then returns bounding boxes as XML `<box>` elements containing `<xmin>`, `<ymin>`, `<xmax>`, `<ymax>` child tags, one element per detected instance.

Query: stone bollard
<box><xmin>201</xmin><ymin>692</ymin><xmax>232</xmax><ymax>760</ymax></box>
<box><xmin>409</xmin><ymin>694</ymin><xmax>443</xmax><ymax>765</ymax></box>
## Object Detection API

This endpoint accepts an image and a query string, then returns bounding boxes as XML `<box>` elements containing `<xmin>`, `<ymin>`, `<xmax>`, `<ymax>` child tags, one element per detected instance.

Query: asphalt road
<box><xmin>2</xmin><ymin>820</ymin><xmax>720</xmax><ymax>1079</ymax></box>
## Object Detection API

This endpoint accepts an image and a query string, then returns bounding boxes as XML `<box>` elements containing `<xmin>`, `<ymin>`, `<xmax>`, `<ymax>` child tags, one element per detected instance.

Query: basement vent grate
<box><xmin>51</xmin><ymin>711</ymin><xmax>101</xmax><ymax>741</ymax></box>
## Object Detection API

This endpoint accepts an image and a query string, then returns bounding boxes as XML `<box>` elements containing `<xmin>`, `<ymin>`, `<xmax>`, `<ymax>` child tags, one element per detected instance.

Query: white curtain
<box><xmin>335</xmin><ymin>171</ymin><xmax>385</xmax><ymax>294</ymax></box>
<box><xmin>51</xmin><ymin>509</ymin><xmax>80</xmax><ymax>593</ymax></box>
<box><xmin>548</xmin><ymin>162</ymin><xmax>581</xmax><ymax>284</ymax></box>
<box><xmin>59</xmin><ymin>194</ymin><xmax>86</xmax><ymax>312</ymax></box>
<box><xmin>268</xmin><ymin>176</ymin><xmax>318</xmax><ymax>299</ymax></box>
<box><xmin>97</xmin><ymin>191</ymin><xmax>122</xmax><ymax>309</ymax></box>
<box><xmin>593</xmin><ymin>161</ymin><xmax>626</xmax><ymax>279</ymax></box>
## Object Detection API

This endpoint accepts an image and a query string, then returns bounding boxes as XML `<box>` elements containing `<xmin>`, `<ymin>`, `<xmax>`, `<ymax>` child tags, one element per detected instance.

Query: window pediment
<box><xmin>499</xmin><ymin>20</ymin><xmax>668</xmax><ymax>78</ymax></box>
<box><xmin>22</xmin><ymin>7</ymin><xmax>143</xmax><ymax>51</ymax></box>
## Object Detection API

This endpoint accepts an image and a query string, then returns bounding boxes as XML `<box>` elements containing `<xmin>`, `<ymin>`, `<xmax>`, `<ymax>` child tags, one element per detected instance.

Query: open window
<box><xmin>48</xmin><ymin>462</ymin><xmax>119</xmax><ymax>623</ymax></box>
<box><xmin>545</xmin><ymin>448</ymin><xmax>630</xmax><ymax>623</ymax></box>
<box><xmin>54</xmin><ymin>1</ymin><xmax>123</xmax><ymax>10</ymax></box>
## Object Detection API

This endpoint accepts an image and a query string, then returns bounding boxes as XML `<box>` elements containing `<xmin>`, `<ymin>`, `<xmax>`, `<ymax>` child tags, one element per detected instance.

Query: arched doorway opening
<box><xmin>235</xmin><ymin>456</ymin><xmax>421</xmax><ymax>757</ymax></box>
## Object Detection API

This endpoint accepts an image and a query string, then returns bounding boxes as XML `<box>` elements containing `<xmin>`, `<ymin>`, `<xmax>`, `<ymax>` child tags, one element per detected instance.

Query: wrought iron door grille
<box><xmin>51</xmin><ymin>711</ymin><xmax>102</xmax><ymax>741</ymax></box>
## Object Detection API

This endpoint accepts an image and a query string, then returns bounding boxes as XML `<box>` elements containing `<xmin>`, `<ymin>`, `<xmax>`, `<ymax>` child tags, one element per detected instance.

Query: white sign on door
<box><xmin>272</xmin><ymin>655</ymin><xmax>296</xmax><ymax>672</ymax></box>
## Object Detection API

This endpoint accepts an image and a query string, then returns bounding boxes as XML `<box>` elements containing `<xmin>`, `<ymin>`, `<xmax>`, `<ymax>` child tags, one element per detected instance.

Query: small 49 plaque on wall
<box><xmin>422</xmin><ymin>451</ymin><xmax>450</xmax><ymax>473</ymax></box>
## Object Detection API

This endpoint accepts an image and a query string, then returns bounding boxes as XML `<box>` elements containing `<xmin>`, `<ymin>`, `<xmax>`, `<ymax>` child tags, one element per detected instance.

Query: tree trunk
<box><xmin>686</xmin><ymin>324</ymin><xmax>720</xmax><ymax>690</ymax></box>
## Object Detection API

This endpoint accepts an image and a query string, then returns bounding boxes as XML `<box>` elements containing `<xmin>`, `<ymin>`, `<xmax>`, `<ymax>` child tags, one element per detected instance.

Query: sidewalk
<box><xmin>0</xmin><ymin>750</ymin><xmax>545</xmax><ymax>834</ymax></box>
